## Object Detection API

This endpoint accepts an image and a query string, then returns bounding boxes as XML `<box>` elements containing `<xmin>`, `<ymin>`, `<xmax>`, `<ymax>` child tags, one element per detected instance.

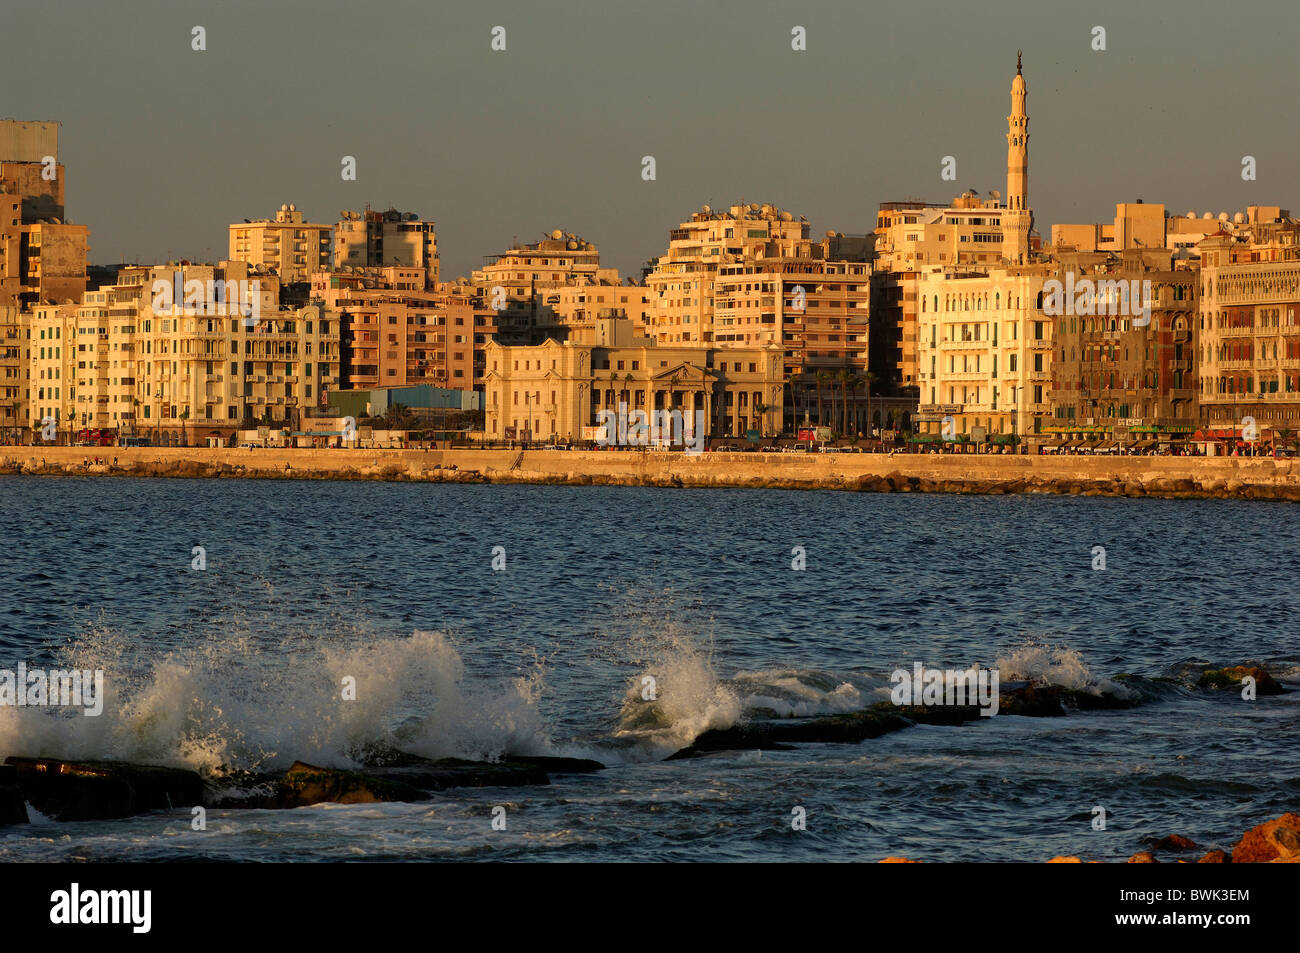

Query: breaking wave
<box><xmin>0</xmin><ymin>627</ymin><xmax>550</xmax><ymax>774</ymax></box>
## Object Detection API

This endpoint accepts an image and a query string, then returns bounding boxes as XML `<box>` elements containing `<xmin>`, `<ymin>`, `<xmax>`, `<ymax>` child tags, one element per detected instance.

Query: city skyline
<box><xmin>6</xmin><ymin>0</ymin><xmax>1297</xmax><ymax>280</ymax></box>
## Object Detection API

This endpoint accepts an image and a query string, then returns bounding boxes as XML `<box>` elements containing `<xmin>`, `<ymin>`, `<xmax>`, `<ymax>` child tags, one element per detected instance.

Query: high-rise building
<box><xmin>228</xmin><ymin>204</ymin><xmax>332</xmax><ymax>284</ymax></box>
<box><xmin>471</xmin><ymin>230</ymin><xmax>617</xmax><ymax>344</ymax></box>
<box><xmin>334</xmin><ymin>208</ymin><xmax>438</xmax><ymax>288</ymax></box>
<box><xmin>643</xmin><ymin>203</ymin><xmax>809</xmax><ymax>346</ymax></box>
<box><xmin>0</xmin><ymin>120</ymin><xmax>88</xmax><ymax>311</ymax></box>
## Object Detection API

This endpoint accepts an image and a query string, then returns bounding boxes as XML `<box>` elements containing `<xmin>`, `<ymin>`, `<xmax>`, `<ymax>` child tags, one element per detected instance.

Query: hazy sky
<box><xmin>5</xmin><ymin>0</ymin><xmax>1295</xmax><ymax>280</ymax></box>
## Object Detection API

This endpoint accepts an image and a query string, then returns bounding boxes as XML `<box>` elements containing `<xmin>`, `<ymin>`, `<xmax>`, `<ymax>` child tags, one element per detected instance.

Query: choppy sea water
<box><xmin>0</xmin><ymin>476</ymin><xmax>1296</xmax><ymax>862</ymax></box>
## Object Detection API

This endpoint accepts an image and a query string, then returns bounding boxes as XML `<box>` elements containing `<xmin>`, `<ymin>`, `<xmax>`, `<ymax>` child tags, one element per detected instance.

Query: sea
<box><xmin>0</xmin><ymin>476</ymin><xmax>1296</xmax><ymax>861</ymax></box>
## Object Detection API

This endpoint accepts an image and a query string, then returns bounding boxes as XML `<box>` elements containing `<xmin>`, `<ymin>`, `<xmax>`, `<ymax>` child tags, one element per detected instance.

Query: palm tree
<box><xmin>815</xmin><ymin>371</ymin><xmax>830</xmax><ymax>427</ymax></box>
<box><xmin>837</xmin><ymin>369</ymin><xmax>852</xmax><ymax>436</ymax></box>
<box><xmin>65</xmin><ymin>408</ymin><xmax>76</xmax><ymax>446</ymax></box>
<box><xmin>179</xmin><ymin>407</ymin><xmax>190</xmax><ymax>448</ymax></box>
<box><xmin>862</xmin><ymin>370</ymin><xmax>878</xmax><ymax>439</ymax></box>
<box><xmin>753</xmin><ymin>400</ymin><xmax>768</xmax><ymax>437</ymax></box>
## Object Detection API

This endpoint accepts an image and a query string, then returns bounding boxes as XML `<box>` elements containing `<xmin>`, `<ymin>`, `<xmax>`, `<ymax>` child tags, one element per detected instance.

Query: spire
<box><xmin>1003</xmin><ymin>52</ymin><xmax>1031</xmax><ymax>264</ymax></box>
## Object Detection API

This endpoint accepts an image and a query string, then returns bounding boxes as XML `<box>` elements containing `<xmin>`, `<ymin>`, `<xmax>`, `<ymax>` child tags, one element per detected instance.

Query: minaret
<box><xmin>1002</xmin><ymin>51</ymin><xmax>1032</xmax><ymax>264</ymax></box>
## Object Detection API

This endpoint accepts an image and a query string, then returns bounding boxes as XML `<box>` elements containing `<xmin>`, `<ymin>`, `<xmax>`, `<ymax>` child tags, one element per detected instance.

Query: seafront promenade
<box><xmin>3</xmin><ymin>446</ymin><xmax>1299</xmax><ymax>500</ymax></box>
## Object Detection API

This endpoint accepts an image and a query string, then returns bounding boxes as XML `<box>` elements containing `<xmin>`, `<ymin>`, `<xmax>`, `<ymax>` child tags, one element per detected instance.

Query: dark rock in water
<box><xmin>0</xmin><ymin>764</ymin><xmax>28</xmax><ymax>825</ymax></box>
<box><xmin>275</xmin><ymin>761</ymin><xmax>431</xmax><ymax>807</ymax></box>
<box><xmin>1197</xmin><ymin>666</ymin><xmax>1284</xmax><ymax>696</ymax></box>
<box><xmin>671</xmin><ymin>682</ymin><xmax>1139</xmax><ymax>757</ymax></box>
<box><xmin>998</xmin><ymin>683</ymin><xmax>1138</xmax><ymax>716</ymax></box>
<box><xmin>366</xmin><ymin>757</ymin><xmax>549</xmax><ymax>791</ymax></box>
<box><xmin>207</xmin><ymin>754</ymin><xmax>563</xmax><ymax>809</ymax></box>
<box><xmin>4</xmin><ymin>756</ymin><xmax>204</xmax><ymax>821</ymax></box>
<box><xmin>1148</xmin><ymin>833</ymin><xmax>1199</xmax><ymax>852</ymax></box>
<box><xmin>504</xmin><ymin>755</ymin><xmax>605</xmax><ymax>774</ymax></box>
<box><xmin>671</xmin><ymin>703</ymin><xmax>980</xmax><ymax>758</ymax></box>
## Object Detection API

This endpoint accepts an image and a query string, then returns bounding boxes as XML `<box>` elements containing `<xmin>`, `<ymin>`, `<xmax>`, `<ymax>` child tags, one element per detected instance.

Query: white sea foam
<box><xmin>0</xmin><ymin>627</ymin><xmax>550</xmax><ymax>773</ymax></box>
<box><xmin>996</xmin><ymin>641</ymin><xmax>1135</xmax><ymax>699</ymax></box>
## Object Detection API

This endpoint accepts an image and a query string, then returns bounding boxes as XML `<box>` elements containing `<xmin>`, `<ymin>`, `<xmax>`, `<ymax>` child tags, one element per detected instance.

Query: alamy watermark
<box><xmin>1042</xmin><ymin>272</ymin><xmax>1153</xmax><ymax>327</ymax></box>
<box><xmin>151</xmin><ymin>269</ymin><xmax>262</xmax><ymax>327</ymax></box>
<box><xmin>890</xmin><ymin>662</ymin><xmax>1000</xmax><ymax>716</ymax></box>
<box><xmin>0</xmin><ymin>663</ymin><xmax>104</xmax><ymax>716</ymax></box>
<box><xmin>595</xmin><ymin>401</ymin><xmax>706</xmax><ymax>455</ymax></box>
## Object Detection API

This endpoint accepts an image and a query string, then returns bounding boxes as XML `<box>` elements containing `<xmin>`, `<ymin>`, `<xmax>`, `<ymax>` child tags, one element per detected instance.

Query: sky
<box><xmin>4</xmin><ymin>0</ymin><xmax>1296</xmax><ymax>281</ymax></box>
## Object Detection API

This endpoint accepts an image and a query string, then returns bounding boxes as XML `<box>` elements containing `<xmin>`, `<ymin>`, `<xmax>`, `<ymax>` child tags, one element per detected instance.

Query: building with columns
<box><xmin>482</xmin><ymin>316</ymin><xmax>784</xmax><ymax>443</ymax></box>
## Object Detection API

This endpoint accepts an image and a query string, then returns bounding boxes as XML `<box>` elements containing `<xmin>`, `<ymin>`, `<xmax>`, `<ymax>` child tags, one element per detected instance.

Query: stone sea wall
<box><xmin>2</xmin><ymin>446</ymin><xmax>1299</xmax><ymax>500</ymax></box>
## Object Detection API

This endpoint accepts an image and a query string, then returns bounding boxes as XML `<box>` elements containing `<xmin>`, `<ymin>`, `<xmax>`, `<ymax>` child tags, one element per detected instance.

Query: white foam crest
<box><xmin>996</xmin><ymin>641</ymin><xmax>1134</xmax><ymax>699</ymax></box>
<box><xmin>731</xmin><ymin>669</ymin><xmax>885</xmax><ymax>717</ymax></box>
<box><xmin>0</xmin><ymin>628</ymin><xmax>550</xmax><ymax>773</ymax></box>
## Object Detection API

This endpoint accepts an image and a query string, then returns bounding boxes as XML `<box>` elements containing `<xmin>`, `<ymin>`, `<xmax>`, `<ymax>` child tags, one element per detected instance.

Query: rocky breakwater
<box><xmin>0</xmin><ymin>751</ymin><xmax>603</xmax><ymax>824</ymax></box>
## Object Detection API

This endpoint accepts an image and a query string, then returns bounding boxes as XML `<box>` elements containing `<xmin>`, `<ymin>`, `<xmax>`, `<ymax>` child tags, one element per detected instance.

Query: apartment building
<box><xmin>1048</xmin><ymin>250</ymin><xmax>1198</xmax><ymax>444</ymax></box>
<box><xmin>48</xmin><ymin>263</ymin><xmax>338</xmax><ymax>442</ymax></box>
<box><xmin>229</xmin><ymin>204</ymin><xmax>332</xmax><ymax>283</ymax></box>
<box><xmin>471</xmin><ymin>231</ymin><xmax>617</xmax><ymax>345</ymax></box>
<box><xmin>914</xmin><ymin>264</ymin><xmax>1053</xmax><ymax>441</ymax></box>
<box><xmin>1197</xmin><ymin>217</ymin><xmax>1300</xmax><ymax>439</ymax></box>
<box><xmin>535</xmin><ymin>282</ymin><xmax>653</xmax><ymax>343</ymax></box>
<box><xmin>643</xmin><ymin>203</ymin><xmax>811</xmax><ymax>346</ymax></box>
<box><xmin>336</xmin><ymin>289</ymin><xmax>487</xmax><ymax>392</ymax></box>
<box><xmin>335</xmin><ymin>208</ymin><xmax>438</xmax><ymax>288</ymax></box>
<box><xmin>27</xmin><ymin>301</ymin><xmax>78</xmax><ymax>438</ymax></box>
<box><xmin>0</xmin><ymin>304</ymin><xmax>28</xmax><ymax>441</ymax></box>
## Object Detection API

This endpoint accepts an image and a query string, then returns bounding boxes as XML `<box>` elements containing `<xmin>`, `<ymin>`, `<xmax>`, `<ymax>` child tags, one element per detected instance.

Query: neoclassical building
<box><xmin>1198</xmin><ymin>218</ymin><xmax>1300</xmax><ymax>437</ymax></box>
<box><xmin>482</xmin><ymin>317</ymin><xmax>784</xmax><ymax>443</ymax></box>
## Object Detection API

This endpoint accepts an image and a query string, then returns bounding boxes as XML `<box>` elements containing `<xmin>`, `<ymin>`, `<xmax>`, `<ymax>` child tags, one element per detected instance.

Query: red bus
<box><xmin>75</xmin><ymin>428</ymin><xmax>117</xmax><ymax>447</ymax></box>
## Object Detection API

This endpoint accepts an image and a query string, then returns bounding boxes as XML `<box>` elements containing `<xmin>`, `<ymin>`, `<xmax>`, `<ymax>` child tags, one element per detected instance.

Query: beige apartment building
<box><xmin>335</xmin><ymin>208</ymin><xmax>438</xmax><ymax>288</ymax></box>
<box><xmin>229</xmin><ymin>204</ymin><xmax>332</xmax><ymax>283</ymax></box>
<box><xmin>34</xmin><ymin>263</ymin><xmax>339</xmax><ymax>442</ymax></box>
<box><xmin>914</xmin><ymin>265</ymin><xmax>1053</xmax><ymax>440</ymax></box>
<box><xmin>483</xmin><ymin>317</ymin><xmax>785</xmax><ymax>443</ymax></box>
<box><xmin>1197</xmin><ymin>219</ymin><xmax>1300</xmax><ymax>439</ymax></box>
<box><xmin>471</xmin><ymin>231</ymin><xmax>617</xmax><ymax>344</ymax></box>
<box><xmin>643</xmin><ymin>203</ymin><xmax>812</xmax><ymax>346</ymax></box>
<box><xmin>535</xmin><ymin>282</ymin><xmax>653</xmax><ymax>343</ymax></box>
<box><xmin>27</xmin><ymin>301</ymin><xmax>78</xmax><ymax>438</ymax></box>
<box><xmin>0</xmin><ymin>304</ymin><xmax>28</xmax><ymax>440</ymax></box>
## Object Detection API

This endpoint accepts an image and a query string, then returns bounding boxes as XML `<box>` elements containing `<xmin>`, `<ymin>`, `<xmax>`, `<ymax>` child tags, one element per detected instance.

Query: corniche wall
<box><xmin>3</xmin><ymin>446</ymin><xmax>1299</xmax><ymax>500</ymax></box>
